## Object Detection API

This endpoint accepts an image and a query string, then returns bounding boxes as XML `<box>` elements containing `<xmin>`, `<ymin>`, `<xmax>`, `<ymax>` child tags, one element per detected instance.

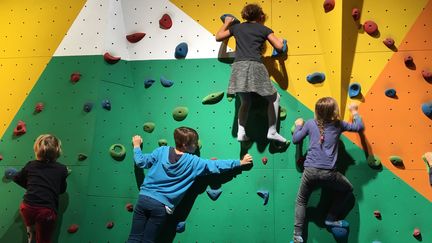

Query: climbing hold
<box><xmin>78</xmin><ymin>153</ymin><xmax>88</xmax><ymax>161</ymax></box>
<box><xmin>421</xmin><ymin>102</ymin><xmax>432</xmax><ymax>118</ymax></box>
<box><xmin>413</xmin><ymin>228</ymin><xmax>421</xmax><ymax>238</ymax></box>
<box><xmin>389</xmin><ymin>155</ymin><xmax>403</xmax><ymax>166</ymax></box>
<box><xmin>13</xmin><ymin>120</ymin><xmax>26</xmax><ymax>136</ymax></box>
<box><xmin>323</xmin><ymin>0</ymin><xmax>335</xmax><ymax>13</ymax></box>
<box><xmin>279</xmin><ymin>107</ymin><xmax>287</xmax><ymax>120</ymax></box>
<box><xmin>422</xmin><ymin>70</ymin><xmax>432</xmax><ymax>82</ymax></box>
<box><xmin>83</xmin><ymin>102</ymin><xmax>93</xmax><ymax>113</ymax></box>
<box><xmin>348</xmin><ymin>82</ymin><xmax>361</xmax><ymax>98</ymax></box>
<box><xmin>160</xmin><ymin>77</ymin><xmax>174</xmax><ymax>87</ymax></box>
<box><xmin>106</xmin><ymin>221</ymin><xmax>114</xmax><ymax>229</ymax></box>
<box><xmin>210</xmin><ymin>157</ymin><xmax>217</xmax><ymax>160</ymax></box>
<box><xmin>306</xmin><ymin>72</ymin><xmax>326</xmax><ymax>84</ymax></box>
<box><xmin>257</xmin><ymin>190</ymin><xmax>269</xmax><ymax>205</ymax></box>
<box><xmin>384</xmin><ymin>88</ymin><xmax>396</xmax><ymax>98</ymax></box>
<box><xmin>144</xmin><ymin>79</ymin><xmax>155</xmax><ymax>89</ymax></box>
<box><xmin>220</xmin><ymin>14</ymin><xmax>240</xmax><ymax>25</ymax></box>
<box><xmin>34</xmin><ymin>102</ymin><xmax>44</xmax><ymax>113</ymax></box>
<box><xmin>109</xmin><ymin>144</ymin><xmax>126</xmax><ymax>161</ymax></box>
<box><xmin>126</xmin><ymin>32</ymin><xmax>145</xmax><ymax>43</ymax></box>
<box><xmin>175</xmin><ymin>42</ymin><xmax>188</xmax><ymax>59</ymax></box>
<box><xmin>158</xmin><ymin>139</ymin><xmax>168</xmax><ymax>147</ymax></box>
<box><xmin>330</xmin><ymin>226</ymin><xmax>348</xmax><ymax>240</ymax></box>
<box><xmin>101</xmin><ymin>99</ymin><xmax>111</xmax><ymax>111</ymax></box>
<box><xmin>176</xmin><ymin>221</ymin><xmax>186</xmax><ymax>233</ymax></box>
<box><xmin>0</xmin><ymin>154</ymin><xmax>3</xmax><ymax>161</ymax></box>
<box><xmin>367</xmin><ymin>154</ymin><xmax>381</xmax><ymax>168</ymax></box>
<box><xmin>206</xmin><ymin>188</ymin><xmax>222</xmax><ymax>201</ymax></box>
<box><xmin>103</xmin><ymin>52</ymin><xmax>121</xmax><ymax>64</ymax></box>
<box><xmin>373</xmin><ymin>210</ymin><xmax>381</xmax><ymax>219</ymax></box>
<box><xmin>143</xmin><ymin>122</ymin><xmax>155</xmax><ymax>133</ymax></box>
<box><xmin>202</xmin><ymin>91</ymin><xmax>224</xmax><ymax>105</ymax></box>
<box><xmin>172</xmin><ymin>107</ymin><xmax>189</xmax><ymax>121</ymax></box>
<box><xmin>272</xmin><ymin>39</ymin><xmax>287</xmax><ymax>57</ymax></box>
<box><xmin>363</xmin><ymin>20</ymin><xmax>378</xmax><ymax>35</ymax></box>
<box><xmin>67</xmin><ymin>224</ymin><xmax>79</xmax><ymax>233</ymax></box>
<box><xmin>159</xmin><ymin>14</ymin><xmax>172</xmax><ymax>30</ymax></box>
<box><xmin>67</xmin><ymin>166</ymin><xmax>72</xmax><ymax>175</ymax></box>
<box><xmin>404</xmin><ymin>55</ymin><xmax>414</xmax><ymax>67</ymax></box>
<box><xmin>352</xmin><ymin>8</ymin><xmax>360</xmax><ymax>21</ymax></box>
<box><xmin>4</xmin><ymin>168</ymin><xmax>18</xmax><ymax>180</ymax></box>
<box><xmin>382</xmin><ymin>38</ymin><xmax>395</xmax><ymax>48</ymax></box>
<box><xmin>125</xmin><ymin>203</ymin><xmax>134</xmax><ymax>212</ymax></box>
<box><xmin>262</xmin><ymin>157</ymin><xmax>268</xmax><ymax>165</ymax></box>
<box><xmin>70</xmin><ymin>72</ymin><xmax>81</xmax><ymax>83</ymax></box>
<box><xmin>291</xmin><ymin>124</ymin><xmax>296</xmax><ymax>134</ymax></box>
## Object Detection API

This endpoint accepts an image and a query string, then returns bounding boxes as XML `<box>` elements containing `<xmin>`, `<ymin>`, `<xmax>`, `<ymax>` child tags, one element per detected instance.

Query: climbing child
<box><xmin>215</xmin><ymin>3</ymin><xmax>287</xmax><ymax>143</ymax></box>
<box><xmin>127</xmin><ymin>126</ymin><xmax>253</xmax><ymax>243</ymax></box>
<box><xmin>10</xmin><ymin>134</ymin><xmax>68</xmax><ymax>243</ymax></box>
<box><xmin>423</xmin><ymin>152</ymin><xmax>432</xmax><ymax>185</ymax></box>
<box><xmin>291</xmin><ymin>97</ymin><xmax>364</xmax><ymax>243</ymax></box>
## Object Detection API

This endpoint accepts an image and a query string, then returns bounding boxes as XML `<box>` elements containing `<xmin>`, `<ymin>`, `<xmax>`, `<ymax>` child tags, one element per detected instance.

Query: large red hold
<box><xmin>126</xmin><ymin>32</ymin><xmax>146</xmax><ymax>43</ymax></box>
<box><xmin>13</xmin><ymin>120</ymin><xmax>26</xmax><ymax>136</ymax></box>
<box><xmin>159</xmin><ymin>14</ymin><xmax>173</xmax><ymax>29</ymax></box>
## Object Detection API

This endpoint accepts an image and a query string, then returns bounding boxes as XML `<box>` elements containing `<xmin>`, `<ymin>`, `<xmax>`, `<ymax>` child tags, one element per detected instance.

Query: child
<box><xmin>291</xmin><ymin>97</ymin><xmax>364</xmax><ymax>243</ymax></box>
<box><xmin>127</xmin><ymin>126</ymin><xmax>253</xmax><ymax>243</ymax></box>
<box><xmin>215</xmin><ymin>3</ymin><xmax>287</xmax><ymax>143</ymax></box>
<box><xmin>12</xmin><ymin>134</ymin><xmax>68</xmax><ymax>243</ymax></box>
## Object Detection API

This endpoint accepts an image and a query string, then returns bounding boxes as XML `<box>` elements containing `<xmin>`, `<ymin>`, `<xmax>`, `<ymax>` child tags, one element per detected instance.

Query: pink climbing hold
<box><xmin>323</xmin><ymin>0</ymin><xmax>335</xmax><ymax>13</ymax></box>
<box><xmin>159</xmin><ymin>14</ymin><xmax>173</xmax><ymax>30</ymax></box>
<box><xmin>373</xmin><ymin>210</ymin><xmax>381</xmax><ymax>219</ymax></box>
<box><xmin>363</xmin><ymin>20</ymin><xmax>378</xmax><ymax>35</ymax></box>
<box><xmin>413</xmin><ymin>228</ymin><xmax>421</xmax><ymax>238</ymax></box>
<box><xmin>352</xmin><ymin>8</ymin><xmax>360</xmax><ymax>21</ymax></box>
<box><xmin>106</xmin><ymin>221</ymin><xmax>115</xmax><ymax>229</ymax></box>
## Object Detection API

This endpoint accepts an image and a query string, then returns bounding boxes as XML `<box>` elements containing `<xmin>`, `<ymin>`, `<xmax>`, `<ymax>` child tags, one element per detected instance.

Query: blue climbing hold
<box><xmin>220</xmin><ymin>14</ymin><xmax>240</xmax><ymax>25</ymax></box>
<box><xmin>385</xmin><ymin>88</ymin><xmax>396</xmax><ymax>98</ymax></box>
<box><xmin>206</xmin><ymin>188</ymin><xmax>222</xmax><ymax>201</ymax></box>
<box><xmin>102</xmin><ymin>99</ymin><xmax>111</xmax><ymax>110</ymax></box>
<box><xmin>176</xmin><ymin>221</ymin><xmax>186</xmax><ymax>233</ymax></box>
<box><xmin>306</xmin><ymin>72</ymin><xmax>326</xmax><ymax>84</ymax></box>
<box><xmin>83</xmin><ymin>102</ymin><xmax>93</xmax><ymax>112</ymax></box>
<box><xmin>348</xmin><ymin>82</ymin><xmax>361</xmax><ymax>98</ymax></box>
<box><xmin>257</xmin><ymin>190</ymin><xmax>269</xmax><ymax>205</ymax></box>
<box><xmin>160</xmin><ymin>77</ymin><xmax>174</xmax><ymax>87</ymax></box>
<box><xmin>330</xmin><ymin>226</ymin><xmax>348</xmax><ymax>240</ymax></box>
<box><xmin>421</xmin><ymin>102</ymin><xmax>432</xmax><ymax>118</ymax></box>
<box><xmin>175</xmin><ymin>42</ymin><xmax>188</xmax><ymax>59</ymax></box>
<box><xmin>144</xmin><ymin>79</ymin><xmax>155</xmax><ymax>89</ymax></box>
<box><xmin>4</xmin><ymin>168</ymin><xmax>18</xmax><ymax>180</ymax></box>
<box><xmin>272</xmin><ymin>39</ymin><xmax>287</xmax><ymax>57</ymax></box>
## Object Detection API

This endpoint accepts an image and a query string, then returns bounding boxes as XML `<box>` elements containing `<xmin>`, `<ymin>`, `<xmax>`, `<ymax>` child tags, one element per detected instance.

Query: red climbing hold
<box><xmin>363</xmin><ymin>20</ymin><xmax>378</xmax><ymax>35</ymax></box>
<box><xmin>413</xmin><ymin>228</ymin><xmax>421</xmax><ymax>238</ymax></box>
<box><xmin>106</xmin><ymin>221</ymin><xmax>115</xmax><ymax>229</ymax></box>
<box><xmin>373</xmin><ymin>210</ymin><xmax>381</xmax><ymax>219</ymax></box>
<box><xmin>103</xmin><ymin>52</ymin><xmax>121</xmax><ymax>64</ymax></box>
<box><xmin>323</xmin><ymin>0</ymin><xmax>335</xmax><ymax>13</ymax></box>
<box><xmin>13</xmin><ymin>120</ymin><xmax>26</xmax><ymax>136</ymax></box>
<box><xmin>352</xmin><ymin>8</ymin><xmax>360</xmax><ymax>21</ymax></box>
<box><xmin>422</xmin><ymin>70</ymin><xmax>432</xmax><ymax>82</ymax></box>
<box><xmin>126</xmin><ymin>32</ymin><xmax>146</xmax><ymax>43</ymax></box>
<box><xmin>262</xmin><ymin>157</ymin><xmax>268</xmax><ymax>165</ymax></box>
<box><xmin>70</xmin><ymin>72</ymin><xmax>81</xmax><ymax>83</ymax></box>
<box><xmin>34</xmin><ymin>102</ymin><xmax>44</xmax><ymax>113</ymax></box>
<box><xmin>159</xmin><ymin>14</ymin><xmax>172</xmax><ymax>29</ymax></box>
<box><xmin>125</xmin><ymin>203</ymin><xmax>134</xmax><ymax>212</ymax></box>
<box><xmin>67</xmin><ymin>224</ymin><xmax>79</xmax><ymax>233</ymax></box>
<box><xmin>383</xmin><ymin>38</ymin><xmax>395</xmax><ymax>48</ymax></box>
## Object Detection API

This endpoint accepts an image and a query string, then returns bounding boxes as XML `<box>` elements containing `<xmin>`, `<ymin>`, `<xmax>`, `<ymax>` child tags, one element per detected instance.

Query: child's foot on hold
<box><xmin>267</xmin><ymin>131</ymin><xmax>287</xmax><ymax>143</ymax></box>
<box><xmin>325</xmin><ymin>219</ymin><xmax>350</xmax><ymax>228</ymax></box>
<box><xmin>237</xmin><ymin>132</ymin><xmax>250</xmax><ymax>142</ymax></box>
<box><xmin>292</xmin><ymin>235</ymin><xmax>303</xmax><ymax>243</ymax></box>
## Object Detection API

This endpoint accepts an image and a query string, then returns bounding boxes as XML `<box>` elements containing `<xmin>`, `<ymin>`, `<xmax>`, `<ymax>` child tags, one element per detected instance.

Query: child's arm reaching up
<box><xmin>342</xmin><ymin>103</ymin><xmax>364</xmax><ymax>132</ymax></box>
<box><xmin>215</xmin><ymin>16</ymin><xmax>234</xmax><ymax>41</ymax></box>
<box><xmin>132</xmin><ymin>135</ymin><xmax>159</xmax><ymax>169</ymax></box>
<box><xmin>292</xmin><ymin>118</ymin><xmax>308</xmax><ymax>144</ymax></box>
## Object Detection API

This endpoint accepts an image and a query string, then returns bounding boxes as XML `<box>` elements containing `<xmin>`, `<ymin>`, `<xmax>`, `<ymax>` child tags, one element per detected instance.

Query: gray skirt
<box><xmin>228</xmin><ymin>60</ymin><xmax>277</xmax><ymax>96</ymax></box>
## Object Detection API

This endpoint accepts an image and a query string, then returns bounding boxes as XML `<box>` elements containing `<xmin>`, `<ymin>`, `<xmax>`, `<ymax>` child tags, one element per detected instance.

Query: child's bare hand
<box><xmin>348</xmin><ymin>103</ymin><xmax>359</xmax><ymax>115</ymax></box>
<box><xmin>295</xmin><ymin>118</ymin><xmax>304</xmax><ymax>126</ymax></box>
<box><xmin>132</xmin><ymin>135</ymin><xmax>143</xmax><ymax>147</ymax></box>
<box><xmin>240</xmin><ymin>154</ymin><xmax>253</xmax><ymax>165</ymax></box>
<box><xmin>224</xmin><ymin>16</ymin><xmax>234</xmax><ymax>25</ymax></box>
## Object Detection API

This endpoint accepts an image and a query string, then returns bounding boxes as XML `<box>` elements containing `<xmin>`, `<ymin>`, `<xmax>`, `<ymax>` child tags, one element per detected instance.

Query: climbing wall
<box><xmin>0</xmin><ymin>0</ymin><xmax>431</xmax><ymax>243</ymax></box>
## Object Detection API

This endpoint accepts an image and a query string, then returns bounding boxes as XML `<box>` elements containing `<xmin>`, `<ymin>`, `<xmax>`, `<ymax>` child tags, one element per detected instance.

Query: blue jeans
<box><xmin>127</xmin><ymin>195</ymin><xmax>168</xmax><ymax>243</ymax></box>
<box><xmin>294</xmin><ymin>167</ymin><xmax>353</xmax><ymax>236</ymax></box>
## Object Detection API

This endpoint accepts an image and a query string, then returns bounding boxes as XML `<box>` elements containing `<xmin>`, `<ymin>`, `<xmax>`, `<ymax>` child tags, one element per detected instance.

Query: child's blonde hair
<box><xmin>315</xmin><ymin>97</ymin><xmax>340</xmax><ymax>143</ymax></box>
<box><xmin>33</xmin><ymin>134</ymin><xmax>62</xmax><ymax>162</ymax></box>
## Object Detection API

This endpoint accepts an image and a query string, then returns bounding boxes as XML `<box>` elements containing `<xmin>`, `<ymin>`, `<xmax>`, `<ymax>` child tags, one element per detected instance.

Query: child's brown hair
<box><xmin>33</xmin><ymin>134</ymin><xmax>62</xmax><ymax>162</ymax></box>
<box><xmin>174</xmin><ymin>127</ymin><xmax>198</xmax><ymax>151</ymax></box>
<box><xmin>241</xmin><ymin>3</ymin><xmax>265</xmax><ymax>22</ymax></box>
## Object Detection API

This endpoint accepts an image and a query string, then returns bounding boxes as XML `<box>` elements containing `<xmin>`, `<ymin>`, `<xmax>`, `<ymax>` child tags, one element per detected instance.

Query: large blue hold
<box><xmin>348</xmin><ymin>82</ymin><xmax>361</xmax><ymax>98</ymax></box>
<box><xmin>272</xmin><ymin>39</ymin><xmax>287</xmax><ymax>57</ymax></box>
<box><xmin>206</xmin><ymin>188</ymin><xmax>222</xmax><ymax>201</ymax></box>
<box><xmin>4</xmin><ymin>168</ymin><xmax>18</xmax><ymax>180</ymax></box>
<box><xmin>421</xmin><ymin>102</ymin><xmax>432</xmax><ymax>118</ymax></box>
<box><xmin>220</xmin><ymin>14</ymin><xmax>240</xmax><ymax>25</ymax></box>
<box><xmin>330</xmin><ymin>226</ymin><xmax>348</xmax><ymax>241</ymax></box>
<box><xmin>257</xmin><ymin>190</ymin><xmax>269</xmax><ymax>205</ymax></box>
<box><xmin>306</xmin><ymin>72</ymin><xmax>326</xmax><ymax>84</ymax></box>
<box><xmin>176</xmin><ymin>221</ymin><xmax>186</xmax><ymax>233</ymax></box>
<box><xmin>175</xmin><ymin>42</ymin><xmax>188</xmax><ymax>59</ymax></box>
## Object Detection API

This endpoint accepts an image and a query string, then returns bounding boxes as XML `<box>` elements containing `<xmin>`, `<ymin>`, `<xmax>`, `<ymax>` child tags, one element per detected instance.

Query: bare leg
<box><xmin>237</xmin><ymin>93</ymin><xmax>251</xmax><ymax>141</ymax></box>
<box><xmin>264</xmin><ymin>93</ymin><xmax>287</xmax><ymax>143</ymax></box>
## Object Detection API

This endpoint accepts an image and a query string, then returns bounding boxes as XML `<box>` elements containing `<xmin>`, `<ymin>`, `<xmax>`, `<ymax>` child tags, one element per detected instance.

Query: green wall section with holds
<box><xmin>1</xmin><ymin>56</ymin><xmax>431</xmax><ymax>242</ymax></box>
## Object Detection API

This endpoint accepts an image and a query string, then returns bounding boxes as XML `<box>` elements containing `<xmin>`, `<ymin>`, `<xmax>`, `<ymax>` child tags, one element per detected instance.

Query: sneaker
<box><xmin>292</xmin><ymin>235</ymin><xmax>303</xmax><ymax>243</ymax></box>
<box><xmin>325</xmin><ymin>219</ymin><xmax>349</xmax><ymax>228</ymax></box>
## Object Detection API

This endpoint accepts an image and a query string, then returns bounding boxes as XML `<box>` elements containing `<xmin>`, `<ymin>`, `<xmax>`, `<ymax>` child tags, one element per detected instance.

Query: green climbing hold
<box><xmin>367</xmin><ymin>154</ymin><xmax>381</xmax><ymax>168</ymax></box>
<box><xmin>227</xmin><ymin>93</ymin><xmax>235</xmax><ymax>102</ymax></box>
<box><xmin>291</xmin><ymin>124</ymin><xmax>296</xmax><ymax>134</ymax></box>
<box><xmin>78</xmin><ymin>153</ymin><xmax>88</xmax><ymax>161</ymax></box>
<box><xmin>67</xmin><ymin>166</ymin><xmax>72</xmax><ymax>176</ymax></box>
<box><xmin>279</xmin><ymin>107</ymin><xmax>287</xmax><ymax>120</ymax></box>
<box><xmin>202</xmin><ymin>92</ymin><xmax>224</xmax><ymax>105</ymax></box>
<box><xmin>143</xmin><ymin>122</ymin><xmax>155</xmax><ymax>133</ymax></box>
<box><xmin>172</xmin><ymin>106</ymin><xmax>189</xmax><ymax>121</ymax></box>
<box><xmin>389</xmin><ymin>155</ymin><xmax>403</xmax><ymax>166</ymax></box>
<box><xmin>158</xmin><ymin>139</ymin><xmax>168</xmax><ymax>147</ymax></box>
<box><xmin>109</xmin><ymin>144</ymin><xmax>126</xmax><ymax>161</ymax></box>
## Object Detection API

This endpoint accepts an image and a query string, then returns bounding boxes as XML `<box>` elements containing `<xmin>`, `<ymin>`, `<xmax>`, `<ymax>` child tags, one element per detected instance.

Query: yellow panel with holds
<box><xmin>0</xmin><ymin>0</ymin><xmax>86</xmax><ymax>137</ymax></box>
